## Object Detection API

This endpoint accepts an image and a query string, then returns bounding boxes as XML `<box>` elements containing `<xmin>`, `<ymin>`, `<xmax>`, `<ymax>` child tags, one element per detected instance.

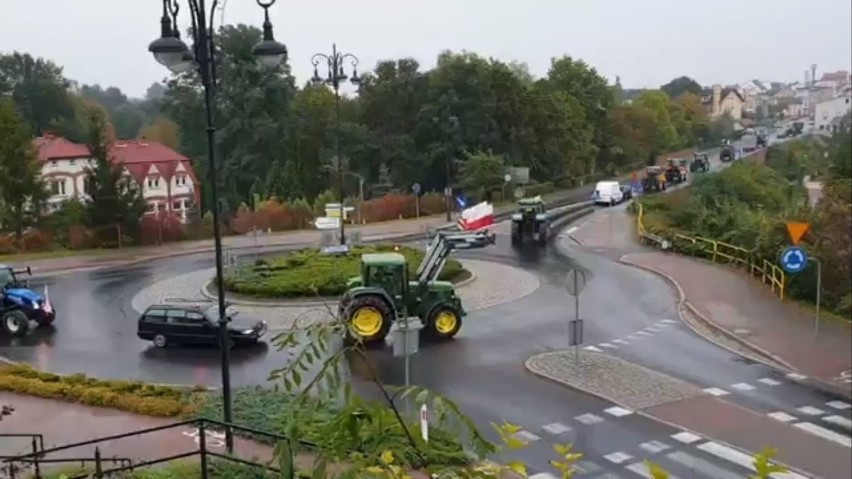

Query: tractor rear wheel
<box><xmin>538</xmin><ymin>223</ymin><xmax>549</xmax><ymax>246</ymax></box>
<box><xmin>511</xmin><ymin>226</ymin><xmax>522</xmax><ymax>247</ymax></box>
<box><xmin>1</xmin><ymin>310</ymin><xmax>30</xmax><ymax>338</ymax></box>
<box><xmin>424</xmin><ymin>305</ymin><xmax>463</xmax><ymax>341</ymax></box>
<box><xmin>344</xmin><ymin>295</ymin><xmax>392</xmax><ymax>347</ymax></box>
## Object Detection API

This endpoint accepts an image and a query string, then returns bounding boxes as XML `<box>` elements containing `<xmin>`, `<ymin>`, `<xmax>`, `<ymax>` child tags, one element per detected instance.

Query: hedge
<box><xmin>0</xmin><ymin>364</ymin><xmax>194</xmax><ymax>417</ymax></box>
<box><xmin>223</xmin><ymin>245</ymin><xmax>469</xmax><ymax>299</ymax></box>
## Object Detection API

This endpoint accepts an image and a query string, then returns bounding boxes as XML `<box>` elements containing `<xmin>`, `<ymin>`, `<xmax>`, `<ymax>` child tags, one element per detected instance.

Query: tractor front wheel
<box><xmin>345</xmin><ymin>295</ymin><xmax>392</xmax><ymax>347</ymax></box>
<box><xmin>424</xmin><ymin>305</ymin><xmax>463</xmax><ymax>341</ymax></box>
<box><xmin>1</xmin><ymin>310</ymin><xmax>30</xmax><ymax>338</ymax></box>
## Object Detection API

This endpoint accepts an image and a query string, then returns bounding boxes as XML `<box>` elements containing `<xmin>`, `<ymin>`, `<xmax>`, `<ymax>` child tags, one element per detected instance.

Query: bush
<box><xmin>38</xmin><ymin>459</ymin><xmax>283</xmax><ymax>478</ymax></box>
<box><xmin>192</xmin><ymin>387</ymin><xmax>470</xmax><ymax>468</ymax></box>
<box><xmin>223</xmin><ymin>245</ymin><xmax>468</xmax><ymax>298</ymax></box>
<box><xmin>361</xmin><ymin>194</ymin><xmax>415</xmax><ymax>222</ymax></box>
<box><xmin>0</xmin><ymin>364</ymin><xmax>193</xmax><ymax>417</ymax></box>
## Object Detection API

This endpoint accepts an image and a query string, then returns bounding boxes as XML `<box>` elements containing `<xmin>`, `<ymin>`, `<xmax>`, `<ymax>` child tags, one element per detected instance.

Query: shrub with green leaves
<box><xmin>223</xmin><ymin>246</ymin><xmax>468</xmax><ymax>298</ymax></box>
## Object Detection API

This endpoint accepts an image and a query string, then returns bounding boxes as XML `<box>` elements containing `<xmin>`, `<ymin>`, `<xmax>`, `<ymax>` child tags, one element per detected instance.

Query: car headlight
<box><xmin>241</xmin><ymin>329</ymin><xmax>254</xmax><ymax>335</ymax></box>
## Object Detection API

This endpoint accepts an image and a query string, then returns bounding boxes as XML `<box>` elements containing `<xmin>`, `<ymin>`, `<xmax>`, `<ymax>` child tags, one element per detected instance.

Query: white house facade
<box><xmin>34</xmin><ymin>134</ymin><xmax>200</xmax><ymax>222</ymax></box>
<box><xmin>814</xmin><ymin>95</ymin><xmax>852</xmax><ymax>132</ymax></box>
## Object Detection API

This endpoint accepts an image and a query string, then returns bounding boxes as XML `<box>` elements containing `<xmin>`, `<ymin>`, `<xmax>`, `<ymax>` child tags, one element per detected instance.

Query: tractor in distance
<box><xmin>720</xmin><ymin>143</ymin><xmax>735</xmax><ymax>162</ymax></box>
<box><xmin>0</xmin><ymin>265</ymin><xmax>54</xmax><ymax>337</ymax></box>
<box><xmin>690</xmin><ymin>153</ymin><xmax>710</xmax><ymax>173</ymax></box>
<box><xmin>641</xmin><ymin>166</ymin><xmax>667</xmax><ymax>194</ymax></box>
<box><xmin>510</xmin><ymin>196</ymin><xmax>550</xmax><ymax>246</ymax></box>
<box><xmin>339</xmin><ymin>230</ymin><xmax>495</xmax><ymax>347</ymax></box>
<box><xmin>664</xmin><ymin>158</ymin><xmax>687</xmax><ymax>184</ymax></box>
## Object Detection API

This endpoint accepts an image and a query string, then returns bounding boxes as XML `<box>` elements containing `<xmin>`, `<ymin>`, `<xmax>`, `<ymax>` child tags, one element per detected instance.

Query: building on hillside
<box><xmin>701</xmin><ymin>84</ymin><xmax>745</xmax><ymax>120</ymax></box>
<box><xmin>814</xmin><ymin>95</ymin><xmax>852</xmax><ymax>133</ymax></box>
<box><xmin>820</xmin><ymin>71</ymin><xmax>851</xmax><ymax>85</ymax></box>
<box><xmin>34</xmin><ymin>134</ymin><xmax>199</xmax><ymax>222</ymax></box>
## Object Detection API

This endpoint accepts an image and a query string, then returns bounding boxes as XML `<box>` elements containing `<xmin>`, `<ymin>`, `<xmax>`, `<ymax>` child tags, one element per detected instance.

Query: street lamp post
<box><xmin>148</xmin><ymin>0</ymin><xmax>287</xmax><ymax>453</ymax></box>
<box><xmin>432</xmin><ymin>115</ymin><xmax>459</xmax><ymax>222</ymax></box>
<box><xmin>311</xmin><ymin>45</ymin><xmax>360</xmax><ymax>245</ymax></box>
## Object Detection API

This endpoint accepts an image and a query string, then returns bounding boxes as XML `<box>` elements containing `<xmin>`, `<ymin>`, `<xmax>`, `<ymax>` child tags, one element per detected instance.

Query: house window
<box><xmin>173</xmin><ymin>200</ymin><xmax>184</xmax><ymax>210</ymax></box>
<box><xmin>147</xmin><ymin>177</ymin><xmax>160</xmax><ymax>188</ymax></box>
<box><xmin>175</xmin><ymin>175</ymin><xmax>187</xmax><ymax>186</ymax></box>
<box><xmin>69</xmin><ymin>159</ymin><xmax>75</xmax><ymax>165</ymax></box>
<box><xmin>147</xmin><ymin>202</ymin><xmax>158</xmax><ymax>213</ymax></box>
<box><xmin>51</xmin><ymin>160</ymin><xmax>57</xmax><ymax>166</ymax></box>
<box><xmin>50</xmin><ymin>180</ymin><xmax>66</xmax><ymax>196</ymax></box>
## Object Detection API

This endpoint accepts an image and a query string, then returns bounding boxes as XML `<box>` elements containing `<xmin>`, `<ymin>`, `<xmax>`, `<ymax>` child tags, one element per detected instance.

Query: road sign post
<box><xmin>565</xmin><ymin>268</ymin><xmax>588</xmax><ymax>361</ymax></box>
<box><xmin>412</xmin><ymin>183</ymin><xmax>422</xmax><ymax>218</ymax></box>
<box><xmin>779</xmin><ymin>243</ymin><xmax>822</xmax><ymax>339</ymax></box>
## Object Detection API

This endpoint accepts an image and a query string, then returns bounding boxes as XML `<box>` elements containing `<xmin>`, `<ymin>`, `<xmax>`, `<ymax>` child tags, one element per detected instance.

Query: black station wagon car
<box><xmin>137</xmin><ymin>303</ymin><xmax>266</xmax><ymax>348</ymax></box>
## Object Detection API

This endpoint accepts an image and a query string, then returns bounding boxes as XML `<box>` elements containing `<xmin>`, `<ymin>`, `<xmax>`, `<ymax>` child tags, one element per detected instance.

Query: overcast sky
<box><xmin>2</xmin><ymin>0</ymin><xmax>850</xmax><ymax>99</ymax></box>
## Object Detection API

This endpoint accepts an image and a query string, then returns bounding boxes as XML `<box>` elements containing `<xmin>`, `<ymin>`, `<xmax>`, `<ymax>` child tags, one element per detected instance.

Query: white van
<box><xmin>593</xmin><ymin>181</ymin><xmax>624</xmax><ymax>205</ymax></box>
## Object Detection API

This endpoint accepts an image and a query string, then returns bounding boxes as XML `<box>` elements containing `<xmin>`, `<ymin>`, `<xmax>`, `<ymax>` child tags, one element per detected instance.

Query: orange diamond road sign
<box><xmin>786</xmin><ymin>222</ymin><xmax>810</xmax><ymax>245</ymax></box>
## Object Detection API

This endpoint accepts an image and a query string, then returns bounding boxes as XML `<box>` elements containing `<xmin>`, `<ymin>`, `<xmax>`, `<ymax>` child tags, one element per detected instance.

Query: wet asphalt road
<box><xmin>2</xmin><ymin>137</ymin><xmax>847</xmax><ymax>476</ymax></box>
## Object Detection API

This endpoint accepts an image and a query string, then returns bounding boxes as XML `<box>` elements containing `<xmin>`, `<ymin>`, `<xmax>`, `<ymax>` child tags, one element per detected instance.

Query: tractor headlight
<box><xmin>31</xmin><ymin>302</ymin><xmax>41</xmax><ymax>310</ymax></box>
<box><xmin>241</xmin><ymin>329</ymin><xmax>254</xmax><ymax>335</ymax></box>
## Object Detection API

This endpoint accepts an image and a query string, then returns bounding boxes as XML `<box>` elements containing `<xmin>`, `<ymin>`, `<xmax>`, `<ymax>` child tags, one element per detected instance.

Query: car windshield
<box><xmin>203</xmin><ymin>304</ymin><xmax>240</xmax><ymax>322</ymax></box>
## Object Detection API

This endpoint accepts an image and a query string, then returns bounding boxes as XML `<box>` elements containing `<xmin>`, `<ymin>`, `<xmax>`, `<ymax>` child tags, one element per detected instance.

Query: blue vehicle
<box><xmin>0</xmin><ymin>265</ymin><xmax>55</xmax><ymax>336</ymax></box>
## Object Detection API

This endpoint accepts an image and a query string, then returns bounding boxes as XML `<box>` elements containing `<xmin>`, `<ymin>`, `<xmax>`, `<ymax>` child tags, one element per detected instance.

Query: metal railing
<box><xmin>634</xmin><ymin>202</ymin><xmax>785</xmax><ymax>300</ymax></box>
<box><xmin>2</xmin><ymin>418</ymin><xmax>313</xmax><ymax>479</ymax></box>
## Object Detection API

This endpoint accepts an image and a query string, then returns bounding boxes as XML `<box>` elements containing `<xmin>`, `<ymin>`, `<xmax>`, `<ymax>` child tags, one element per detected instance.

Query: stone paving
<box><xmin>525</xmin><ymin>350</ymin><xmax>702</xmax><ymax>410</ymax></box>
<box><xmin>131</xmin><ymin>259</ymin><xmax>541</xmax><ymax>331</ymax></box>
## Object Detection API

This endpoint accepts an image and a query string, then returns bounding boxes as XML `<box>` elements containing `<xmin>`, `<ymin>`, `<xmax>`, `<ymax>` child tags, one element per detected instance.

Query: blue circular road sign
<box><xmin>779</xmin><ymin>246</ymin><xmax>808</xmax><ymax>274</ymax></box>
<box><xmin>412</xmin><ymin>182</ymin><xmax>421</xmax><ymax>195</ymax></box>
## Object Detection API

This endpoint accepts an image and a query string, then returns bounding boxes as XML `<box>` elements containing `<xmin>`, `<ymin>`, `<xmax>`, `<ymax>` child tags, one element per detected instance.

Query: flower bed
<box><xmin>223</xmin><ymin>245</ymin><xmax>469</xmax><ymax>299</ymax></box>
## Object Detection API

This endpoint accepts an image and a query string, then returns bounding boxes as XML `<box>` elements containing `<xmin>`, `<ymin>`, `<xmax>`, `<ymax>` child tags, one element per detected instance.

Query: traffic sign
<box><xmin>786</xmin><ymin>222</ymin><xmax>810</xmax><ymax>245</ymax></box>
<box><xmin>412</xmin><ymin>182</ymin><xmax>421</xmax><ymax>195</ymax></box>
<box><xmin>314</xmin><ymin>217</ymin><xmax>341</xmax><ymax>230</ymax></box>
<box><xmin>565</xmin><ymin>268</ymin><xmax>587</xmax><ymax>296</ymax></box>
<box><xmin>504</xmin><ymin>174</ymin><xmax>512</xmax><ymax>183</ymax></box>
<box><xmin>455</xmin><ymin>195</ymin><xmax>468</xmax><ymax>210</ymax></box>
<box><xmin>779</xmin><ymin>246</ymin><xmax>809</xmax><ymax>274</ymax></box>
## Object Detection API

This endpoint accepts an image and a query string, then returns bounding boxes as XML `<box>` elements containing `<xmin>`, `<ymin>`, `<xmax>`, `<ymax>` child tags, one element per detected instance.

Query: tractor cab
<box><xmin>341</xmin><ymin>231</ymin><xmax>495</xmax><ymax>346</ymax></box>
<box><xmin>510</xmin><ymin>196</ymin><xmax>550</xmax><ymax>246</ymax></box>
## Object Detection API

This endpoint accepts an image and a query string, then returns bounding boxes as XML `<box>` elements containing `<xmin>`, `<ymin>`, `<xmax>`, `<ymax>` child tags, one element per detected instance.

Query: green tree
<box><xmin>660</xmin><ymin>76</ymin><xmax>703</xmax><ymax>98</ymax></box>
<box><xmin>138</xmin><ymin>116</ymin><xmax>181</xmax><ymax>150</ymax></box>
<box><xmin>0</xmin><ymin>98</ymin><xmax>47</xmax><ymax>237</ymax></box>
<box><xmin>79</xmin><ymin>84</ymin><xmax>149</xmax><ymax>139</ymax></box>
<box><xmin>459</xmin><ymin>151</ymin><xmax>504</xmax><ymax>198</ymax></box>
<box><xmin>0</xmin><ymin>52</ymin><xmax>82</xmax><ymax>140</ymax></box>
<box><xmin>82</xmin><ymin>104</ymin><xmax>146</xmax><ymax>238</ymax></box>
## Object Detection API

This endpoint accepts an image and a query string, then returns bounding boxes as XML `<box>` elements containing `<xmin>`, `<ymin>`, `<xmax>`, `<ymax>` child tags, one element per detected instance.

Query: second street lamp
<box><xmin>147</xmin><ymin>0</ymin><xmax>286</xmax><ymax>453</ymax></box>
<box><xmin>311</xmin><ymin>44</ymin><xmax>360</xmax><ymax>245</ymax></box>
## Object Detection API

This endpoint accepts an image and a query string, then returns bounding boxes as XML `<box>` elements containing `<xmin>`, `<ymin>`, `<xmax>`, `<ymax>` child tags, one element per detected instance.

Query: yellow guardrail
<box><xmin>634</xmin><ymin>202</ymin><xmax>786</xmax><ymax>300</ymax></box>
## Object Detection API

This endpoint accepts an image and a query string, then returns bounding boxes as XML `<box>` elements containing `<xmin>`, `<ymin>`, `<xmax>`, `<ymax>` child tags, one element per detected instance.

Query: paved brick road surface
<box><xmin>624</xmin><ymin>252</ymin><xmax>852</xmax><ymax>393</ymax></box>
<box><xmin>645</xmin><ymin>394</ymin><xmax>852</xmax><ymax>479</ymax></box>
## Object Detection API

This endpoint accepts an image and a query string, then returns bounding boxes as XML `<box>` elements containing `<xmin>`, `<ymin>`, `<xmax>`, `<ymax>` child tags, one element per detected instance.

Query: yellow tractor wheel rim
<box><xmin>351</xmin><ymin>307</ymin><xmax>383</xmax><ymax>337</ymax></box>
<box><xmin>435</xmin><ymin>311</ymin><xmax>458</xmax><ymax>334</ymax></box>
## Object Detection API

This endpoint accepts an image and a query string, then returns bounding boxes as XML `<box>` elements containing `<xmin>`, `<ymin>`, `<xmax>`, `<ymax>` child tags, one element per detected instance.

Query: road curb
<box><xmin>523</xmin><ymin>353</ymin><xmax>816</xmax><ymax>479</ymax></box>
<box><xmin>617</xmin><ymin>254</ymin><xmax>852</xmax><ymax>400</ymax></box>
<box><xmin>199</xmin><ymin>269</ymin><xmax>480</xmax><ymax>307</ymax></box>
<box><xmin>617</xmin><ymin>254</ymin><xmax>795</xmax><ymax>371</ymax></box>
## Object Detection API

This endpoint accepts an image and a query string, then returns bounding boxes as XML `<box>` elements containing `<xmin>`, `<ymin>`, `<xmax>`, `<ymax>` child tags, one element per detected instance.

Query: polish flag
<box><xmin>457</xmin><ymin>201</ymin><xmax>495</xmax><ymax>231</ymax></box>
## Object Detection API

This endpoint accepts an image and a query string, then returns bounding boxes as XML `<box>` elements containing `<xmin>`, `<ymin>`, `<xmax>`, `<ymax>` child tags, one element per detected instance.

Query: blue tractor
<box><xmin>0</xmin><ymin>265</ymin><xmax>55</xmax><ymax>337</ymax></box>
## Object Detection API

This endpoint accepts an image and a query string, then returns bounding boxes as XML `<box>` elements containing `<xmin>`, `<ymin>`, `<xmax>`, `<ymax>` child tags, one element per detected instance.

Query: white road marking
<box><xmin>767</xmin><ymin>411</ymin><xmax>797</xmax><ymax>423</ymax></box>
<box><xmin>757</xmin><ymin>378</ymin><xmax>783</xmax><ymax>386</ymax></box>
<box><xmin>666</xmin><ymin>451</ymin><xmax>744</xmax><ymax>479</ymax></box>
<box><xmin>659</xmin><ymin>319</ymin><xmax>678</xmax><ymax>324</ymax></box>
<box><xmin>638</xmin><ymin>440</ymin><xmax>670</xmax><ymax>454</ymax></box>
<box><xmin>696</xmin><ymin>441</ymin><xmax>809</xmax><ymax>478</ymax></box>
<box><xmin>626</xmin><ymin>334</ymin><xmax>637</xmax><ymax>340</ymax></box>
<box><xmin>574</xmin><ymin>413</ymin><xmax>605</xmax><ymax>425</ymax></box>
<box><xmin>603</xmin><ymin>451</ymin><xmax>633</xmax><ymax>464</ymax></box>
<box><xmin>625</xmin><ymin>461</ymin><xmax>681</xmax><ymax>478</ymax></box>
<box><xmin>612</xmin><ymin>339</ymin><xmax>629</xmax><ymax>344</ymax></box>
<box><xmin>793</xmin><ymin>421</ymin><xmax>852</xmax><ymax>448</ymax></box>
<box><xmin>635</xmin><ymin>331</ymin><xmax>654</xmax><ymax>337</ymax></box>
<box><xmin>786</xmin><ymin>372</ymin><xmax>808</xmax><ymax>380</ymax></box>
<box><xmin>822</xmin><ymin>414</ymin><xmax>852</xmax><ymax>431</ymax></box>
<box><xmin>730</xmin><ymin>382</ymin><xmax>755</xmax><ymax>391</ymax></box>
<box><xmin>529</xmin><ymin>473</ymin><xmax>558</xmax><ymax>479</ymax></box>
<box><xmin>512</xmin><ymin>429</ymin><xmax>541</xmax><ymax>444</ymax></box>
<box><xmin>644</xmin><ymin>326</ymin><xmax>663</xmax><ymax>332</ymax></box>
<box><xmin>670</xmin><ymin>431</ymin><xmax>702</xmax><ymax>444</ymax></box>
<box><xmin>826</xmin><ymin>400</ymin><xmax>852</xmax><ymax>410</ymax></box>
<box><xmin>604</xmin><ymin>406</ymin><xmax>634</xmax><ymax>417</ymax></box>
<box><xmin>796</xmin><ymin>406</ymin><xmax>825</xmax><ymax>416</ymax></box>
<box><xmin>703</xmin><ymin>387</ymin><xmax>730</xmax><ymax>396</ymax></box>
<box><xmin>599</xmin><ymin>342</ymin><xmax>618</xmax><ymax>349</ymax></box>
<box><xmin>583</xmin><ymin>345</ymin><xmax>603</xmax><ymax>352</ymax></box>
<box><xmin>542</xmin><ymin>422</ymin><xmax>572</xmax><ymax>435</ymax></box>
<box><xmin>565</xmin><ymin>226</ymin><xmax>578</xmax><ymax>234</ymax></box>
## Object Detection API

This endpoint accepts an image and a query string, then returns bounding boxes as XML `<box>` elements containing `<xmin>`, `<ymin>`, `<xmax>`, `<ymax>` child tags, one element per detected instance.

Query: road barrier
<box><xmin>634</xmin><ymin>202</ymin><xmax>786</xmax><ymax>300</ymax></box>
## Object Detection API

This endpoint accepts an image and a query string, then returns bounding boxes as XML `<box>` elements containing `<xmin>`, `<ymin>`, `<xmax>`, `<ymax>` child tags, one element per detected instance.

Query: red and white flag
<box><xmin>457</xmin><ymin>201</ymin><xmax>494</xmax><ymax>231</ymax></box>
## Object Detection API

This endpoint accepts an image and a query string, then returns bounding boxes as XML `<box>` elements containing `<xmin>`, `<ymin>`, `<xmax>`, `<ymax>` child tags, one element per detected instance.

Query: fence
<box><xmin>1</xmin><ymin>417</ymin><xmax>309</xmax><ymax>479</ymax></box>
<box><xmin>634</xmin><ymin>202</ymin><xmax>786</xmax><ymax>300</ymax></box>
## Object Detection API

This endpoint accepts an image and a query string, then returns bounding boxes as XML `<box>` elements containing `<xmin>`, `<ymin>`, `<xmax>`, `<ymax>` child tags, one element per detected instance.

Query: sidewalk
<box><xmin>622</xmin><ymin>251</ymin><xmax>852</xmax><ymax>395</ymax></box>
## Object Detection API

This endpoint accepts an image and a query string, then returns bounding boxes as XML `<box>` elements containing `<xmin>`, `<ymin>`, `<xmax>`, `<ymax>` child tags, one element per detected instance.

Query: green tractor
<box><xmin>338</xmin><ymin>231</ymin><xmax>495</xmax><ymax>346</ymax></box>
<box><xmin>510</xmin><ymin>196</ymin><xmax>550</xmax><ymax>247</ymax></box>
